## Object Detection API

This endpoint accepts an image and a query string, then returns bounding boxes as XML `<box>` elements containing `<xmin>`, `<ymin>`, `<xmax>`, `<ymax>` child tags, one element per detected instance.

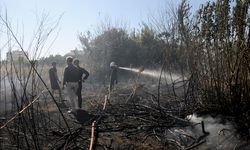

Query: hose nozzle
<box><xmin>138</xmin><ymin>66</ymin><xmax>144</xmax><ymax>73</ymax></box>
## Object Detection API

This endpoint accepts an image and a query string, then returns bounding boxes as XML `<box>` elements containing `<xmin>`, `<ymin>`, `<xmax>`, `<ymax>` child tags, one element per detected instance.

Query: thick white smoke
<box><xmin>185</xmin><ymin>114</ymin><xmax>242</xmax><ymax>149</ymax></box>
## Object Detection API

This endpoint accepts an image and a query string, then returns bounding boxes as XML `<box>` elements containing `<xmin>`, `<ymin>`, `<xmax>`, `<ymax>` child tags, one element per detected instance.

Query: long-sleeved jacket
<box><xmin>77</xmin><ymin>66</ymin><xmax>89</xmax><ymax>81</ymax></box>
<box><xmin>49</xmin><ymin>67</ymin><xmax>60</xmax><ymax>89</ymax></box>
<box><xmin>63</xmin><ymin>64</ymin><xmax>80</xmax><ymax>86</ymax></box>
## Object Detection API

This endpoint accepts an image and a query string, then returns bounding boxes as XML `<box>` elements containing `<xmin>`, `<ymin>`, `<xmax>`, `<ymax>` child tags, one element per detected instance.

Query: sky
<box><xmin>0</xmin><ymin>0</ymin><xmax>210</xmax><ymax>58</ymax></box>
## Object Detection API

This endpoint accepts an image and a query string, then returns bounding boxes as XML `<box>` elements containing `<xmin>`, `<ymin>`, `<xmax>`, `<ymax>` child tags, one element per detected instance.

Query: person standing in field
<box><xmin>73</xmin><ymin>59</ymin><xmax>89</xmax><ymax>108</ymax></box>
<box><xmin>109</xmin><ymin>61</ymin><xmax>118</xmax><ymax>91</ymax></box>
<box><xmin>49</xmin><ymin>62</ymin><xmax>63</xmax><ymax>101</ymax></box>
<box><xmin>62</xmin><ymin>56</ymin><xmax>79</xmax><ymax>109</ymax></box>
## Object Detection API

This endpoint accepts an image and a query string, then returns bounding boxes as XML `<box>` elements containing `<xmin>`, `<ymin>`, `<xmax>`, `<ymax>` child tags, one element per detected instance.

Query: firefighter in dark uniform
<box><xmin>109</xmin><ymin>62</ymin><xmax>118</xmax><ymax>91</ymax></box>
<box><xmin>73</xmin><ymin>59</ymin><xmax>89</xmax><ymax>108</ymax></box>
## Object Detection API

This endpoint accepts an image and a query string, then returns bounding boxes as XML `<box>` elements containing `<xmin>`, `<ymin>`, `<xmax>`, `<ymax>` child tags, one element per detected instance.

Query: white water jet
<box><xmin>118</xmin><ymin>66</ymin><xmax>185</xmax><ymax>82</ymax></box>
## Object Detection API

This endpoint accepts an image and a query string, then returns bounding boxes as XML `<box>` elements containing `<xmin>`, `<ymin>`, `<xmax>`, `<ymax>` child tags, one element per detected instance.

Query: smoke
<box><xmin>118</xmin><ymin>67</ymin><xmax>185</xmax><ymax>83</ymax></box>
<box><xmin>184</xmin><ymin>114</ymin><xmax>241</xmax><ymax>149</ymax></box>
<box><xmin>0</xmin><ymin>76</ymin><xmax>13</xmax><ymax>112</ymax></box>
<box><xmin>0</xmin><ymin>75</ymin><xmax>35</xmax><ymax>112</ymax></box>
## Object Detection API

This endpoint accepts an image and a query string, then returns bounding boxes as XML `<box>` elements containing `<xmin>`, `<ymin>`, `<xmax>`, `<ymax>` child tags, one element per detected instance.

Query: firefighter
<box><xmin>109</xmin><ymin>61</ymin><xmax>118</xmax><ymax>91</ymax></box>
<box><xmin>73</xmin><ymin>58</ymin><xmax>89</xmax><ymax>108</ymax></box>
<box><xmin>62</xmin><ymin>56</ymin><xmax>79</xmax><ymax>109</ymax></box>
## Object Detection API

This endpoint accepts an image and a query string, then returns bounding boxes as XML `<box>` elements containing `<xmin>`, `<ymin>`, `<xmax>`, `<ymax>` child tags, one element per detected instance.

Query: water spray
<box><xmin>110</xmin><ymin>61</ymin><xmax>184</xmax><ymax>82</ymax></box>
<box><xmin>118</xmin><ymin>66</ymin><xmax>144</xmax><ymax>73</ymax></box>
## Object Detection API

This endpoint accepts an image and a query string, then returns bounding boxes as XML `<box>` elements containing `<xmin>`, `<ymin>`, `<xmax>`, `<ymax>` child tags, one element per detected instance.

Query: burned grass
<box><xmin>0</xmin><ymin>82</ymin><xmax>249</xmax><ymax>149</ymax></box>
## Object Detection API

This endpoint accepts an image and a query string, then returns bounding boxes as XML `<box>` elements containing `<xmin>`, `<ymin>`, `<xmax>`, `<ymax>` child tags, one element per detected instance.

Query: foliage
<box><xmin>40</xmin><ymin>54</ymin><xmax>66</xmax><ymax>66</ymax></box>
<box><xmin>190</xmin><ymin>0</ymin><xmax>250</xmax><ymax>113</ymax></box>
<box><xmin>78</xmin><ymin>26</ymin><xmax>164</xmax><ymax>81</ymax></box>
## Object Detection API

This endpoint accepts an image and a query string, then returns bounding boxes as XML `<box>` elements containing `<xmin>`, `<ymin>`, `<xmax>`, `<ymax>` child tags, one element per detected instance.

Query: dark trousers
<box><xmin>76</xmin><ymin>82</ymin><xmax>82</xmax><ymax>108</ymax></box>
<box><xmin>109</xmin><ymin>78</ymin><xmax>117</xmax><ymax>91</ymax></box>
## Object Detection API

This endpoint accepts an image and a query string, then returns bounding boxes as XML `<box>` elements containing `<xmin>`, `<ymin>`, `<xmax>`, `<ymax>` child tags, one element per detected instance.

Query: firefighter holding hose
<box><xmin>109</xmin><ymin>61</ymin><xmax>118</xmax><ymax>91</ymax></box>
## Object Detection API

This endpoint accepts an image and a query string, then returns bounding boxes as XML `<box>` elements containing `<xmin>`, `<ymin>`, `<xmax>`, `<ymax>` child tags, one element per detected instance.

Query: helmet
<box><xmin>110</xmin><ymin>61</ymin><xmax>116</xmax><ymax>68</ymax></box>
